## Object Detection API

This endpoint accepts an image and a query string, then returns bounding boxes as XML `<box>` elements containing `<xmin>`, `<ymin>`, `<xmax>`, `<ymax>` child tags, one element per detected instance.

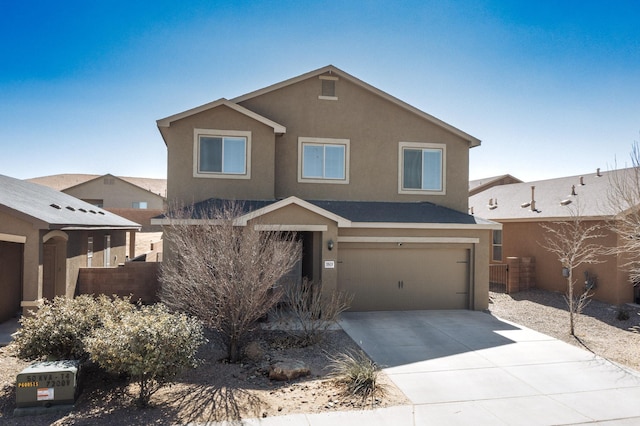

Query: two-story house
<box><xmin>155</xmin><ymin>65</ymin><xmax>498</xmax><ymax>311</ymax></box>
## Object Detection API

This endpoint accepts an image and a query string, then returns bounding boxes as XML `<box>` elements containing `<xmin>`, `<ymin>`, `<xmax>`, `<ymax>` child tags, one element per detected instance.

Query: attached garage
<box><xmin>338</xmin><ymin>243</ymin><xmax>471</xmax><ymax>311</ymax></box>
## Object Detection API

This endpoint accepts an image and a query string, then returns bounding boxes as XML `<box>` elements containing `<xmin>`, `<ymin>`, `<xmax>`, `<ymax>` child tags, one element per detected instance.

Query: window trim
<box><xmin>492</xmin><ymin>229</ymin><xmax>503</xmax><ymax>262</ymax></box>
<box><xmin>318</xmin><ymin>75</ymin><xmax>338</xmax><ymax>100</ymax></box>
<box><xmin>398</xmin><ymin>141</ymin><xmax>446</xmax><ymax>195</ymax></box>
<box><xmin>298</xmin><ymin>137</ymin><xmax>350</xmax><ymax>184</ymax></box>
<box><xmin>193</xmin><ymin>129</ymin><xmax>251</xmax><ymax>179</ymax></box>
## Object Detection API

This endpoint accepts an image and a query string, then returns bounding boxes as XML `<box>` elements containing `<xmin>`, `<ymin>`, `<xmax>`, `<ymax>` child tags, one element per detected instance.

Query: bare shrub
<box><xmin>159</xmin><ymin>201</ymin><xmax>302</xmax><ymax>362</ymax></box>
<box><xmin>276</xmin><ymin>279</ymin><xmax>353</xmax><ymax>346</ymax></box>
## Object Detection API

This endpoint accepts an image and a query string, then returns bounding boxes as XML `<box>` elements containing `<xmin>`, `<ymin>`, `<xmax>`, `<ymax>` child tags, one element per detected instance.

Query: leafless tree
<box><xmin>159</xmin><ymin>201</ymin><xmax>302</xmax><ymax>362</ymax></box>
<box><xmin>607</xmin><ymin>141</ymin><xmax>640</xmax><ymax>286</ymax></box>
<box><xmin>275</xmin><ymin>278</ymin><xmax>353</xmax><ymax>346</ymax></box>
<box><xmin>540</xmin><ymin>205</ymin><xmax>605</xmax><ymax>336</ymax></box>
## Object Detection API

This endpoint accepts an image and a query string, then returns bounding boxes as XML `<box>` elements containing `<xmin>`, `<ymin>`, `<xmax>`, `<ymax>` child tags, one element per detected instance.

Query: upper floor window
<box><xmin>298</xmin><ymin>137</ymin><xmax>349</xmax><ymax>184</ymax></box>
<box><xmin>193</xmin><ymin>129</ymin><xmax>251</xmax><ymax>179</ymax></box>
<box><xmin>398</xmin><ymin>142</ymin><xmax>446</xmax><ymax>194</ymax></box>
<box><xmin>132</xmin><ymin>201</ymin><xmax>148</xmax><ymax>209</ymax></box>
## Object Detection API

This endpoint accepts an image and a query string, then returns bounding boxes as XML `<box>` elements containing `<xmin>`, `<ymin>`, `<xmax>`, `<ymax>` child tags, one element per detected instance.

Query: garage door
<box><xmin>338</xmin><ymin>245</ymin><xmax>470</xmax><ymax>311</ymax></box>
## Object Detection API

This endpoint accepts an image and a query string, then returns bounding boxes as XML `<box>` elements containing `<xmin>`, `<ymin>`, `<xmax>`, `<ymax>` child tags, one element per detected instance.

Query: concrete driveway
<box><xmin>340</xmin><ymin>310</ymin><xmax>640</xmax><ymax>425</ymax></box>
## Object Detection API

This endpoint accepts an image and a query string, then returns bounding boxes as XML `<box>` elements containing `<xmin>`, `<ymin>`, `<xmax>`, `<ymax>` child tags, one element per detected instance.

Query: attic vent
<box><xmin>319</xmin><ymin>75</ymin><xmax>338</xmax><ymax>100</ymax></box>
<box><xmin>50</xmin><ymin>203</ymin><xmax>61</xmax><ymax>209</ymax></box>
<box><xmin>66</xmin><ymin>206</ymin><xmax>76</xmax><ymax>211</ymax></box>
<box><xmin>104</xmin><ymin>177</ymin><xmax>115</xmax><ymax>185</ymax></box>
<box><xmin>597</xmin><ymin>167</ymin><xmax>602</xmax><ymax>177</ymax></box>
<box><xmin>79</xmin><ymin>208</ymin><xmax>87</xmax><ymax>213</ymax></box>
<box><xmin>89</xmin><ymin>210</ymin><xmax>97</xmax><ymax>214</ymax></box>
<box><xmin>98</xmin><ymin>211</ymin><xmax>105</xmax><ymax>215</ymax></box>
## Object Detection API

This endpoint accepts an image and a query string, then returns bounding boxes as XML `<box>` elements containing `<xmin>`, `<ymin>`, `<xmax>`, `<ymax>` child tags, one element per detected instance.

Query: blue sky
<box><xmin>1</xmin><ymin>0</ymin><xmax>638</xmax><ymax>182</ymax></box>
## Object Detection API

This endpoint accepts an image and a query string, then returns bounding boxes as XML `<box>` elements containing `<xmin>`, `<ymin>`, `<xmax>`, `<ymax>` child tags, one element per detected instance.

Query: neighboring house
<box><xmin>154</xmin><ymin>65</ymin><xmax>499</xmax><ymax>311</ymax></box>
<box><xmin>0</xmin><ymin>174</ymin><xmax>140</xmax><ymax>322</ymax></box>
<box><xmin>469</xmin><ymin>168</ymin><xmax>638</xmax><ymax>305</ymax></box>
<box><xmin>28</xmin><ymin>173</ymin><xmax>167</xmax><ymax>231</ymax></box>
<box><xmin>469</xmin><ymin>174</ymin><xmax>522</xmax><ymax>196</ymax></box>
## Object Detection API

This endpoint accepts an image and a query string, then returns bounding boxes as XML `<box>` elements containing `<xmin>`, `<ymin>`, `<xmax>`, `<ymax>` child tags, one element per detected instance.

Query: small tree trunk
<box><xmin>229</xmin><ymin>338</ymin><xmax>239</xmax><ymax>363</ymax></box>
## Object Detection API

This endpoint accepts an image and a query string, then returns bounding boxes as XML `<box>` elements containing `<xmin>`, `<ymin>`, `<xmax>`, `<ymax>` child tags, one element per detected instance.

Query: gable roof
<box><xmin>156</xmin><ymin>98</ymin><xmax>287</xmax><ymax>134</ymax></box>
<box><xmin>156</xmin><ymin>65</ymin><xmax>480</xmax><ymax>148</ymax></box>
<box><xmin>469</xmin><ymin>174</ymin><xmax>523</xmax><ymax>196</ymax></box>
<box><xmin>0</xmin><ymin>174</ymin><xmax>140</xmax><ymax>230</ymax></box>
<box><xmin>155</xmin><ymin>196</ymin><xmax>498</xmax><ymax>229</ymax></box>
<box><xmin>27</xmin><ymin>174</ymin><xmax>167</xmax><ymax>198</ymax></box>
<box><xmin>469</xmin><ymin>168</ymin><xmax>630</xmax><ymax>221</ymax></box>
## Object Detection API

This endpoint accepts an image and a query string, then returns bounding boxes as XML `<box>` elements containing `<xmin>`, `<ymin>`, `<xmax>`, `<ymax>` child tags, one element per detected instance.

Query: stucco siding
<box><xmin>237</xmin><ymin>73</ymin><xmax>471</xmax><ymax>211</ymax></box>
<box><xmin>163</xmin><ymin>105</ymin><xmax>276</xmax><ymax>205</ymax></box>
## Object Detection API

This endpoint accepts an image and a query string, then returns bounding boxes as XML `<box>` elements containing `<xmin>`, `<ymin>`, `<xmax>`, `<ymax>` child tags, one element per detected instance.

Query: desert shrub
<box><xmin>617</xmin><ymin>309</ymin><xmax>630</xmax><ymax>321</ymax></box>
<box><xmin>329</xmin><ymin>350</ymin><xmax>383</xmax><ymax>402</ymax></box>
<box><xmin>84</xmin><ymin>303</ymin><xmax>205</xmax><ymax>407</ymax></box>
<box><xmin>13</xmin><ymin>295</ymin><xmax>134</xmax><ymax>361</ymax></box>
<box><xmin>277</xmin><ymin>279</ymin><xmax>353</xmax><ymax>346</ymax></box>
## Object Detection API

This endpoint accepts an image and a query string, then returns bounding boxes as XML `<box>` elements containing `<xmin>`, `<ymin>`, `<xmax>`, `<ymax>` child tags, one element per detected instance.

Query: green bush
<box><xmin>84</xmin><ymin>303</ymin><xmax>205</xmax><ymax>407</ymax></box>
<box><xmin>13</xmin><ymin>295</ymin><xmax>134</xmax><ymax>361</ymax></box>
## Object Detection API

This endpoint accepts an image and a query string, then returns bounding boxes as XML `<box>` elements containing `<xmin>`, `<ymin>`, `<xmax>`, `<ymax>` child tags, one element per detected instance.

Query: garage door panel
<box><xmin>338</xmin><ymin>246</ymin><xmax>469</xmax><ymax>311</ymax></box>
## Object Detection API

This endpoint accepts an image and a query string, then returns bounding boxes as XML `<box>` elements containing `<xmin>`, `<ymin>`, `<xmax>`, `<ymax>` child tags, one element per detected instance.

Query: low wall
<box><xmin>77</xmin><ymin>262</ymin><xmax>160</xmax><ymax>303</ymax></box>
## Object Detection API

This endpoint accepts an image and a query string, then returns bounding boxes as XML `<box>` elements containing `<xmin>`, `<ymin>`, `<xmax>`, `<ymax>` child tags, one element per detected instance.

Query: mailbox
<box><xmin>15</xmin><ymin>360</ymin><xmax>80</xmax><ymax>409</ymax></box>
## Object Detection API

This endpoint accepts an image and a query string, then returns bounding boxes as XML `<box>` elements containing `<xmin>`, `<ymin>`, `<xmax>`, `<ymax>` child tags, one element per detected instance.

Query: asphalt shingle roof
<box><xmin>165</xmin><ymin>198</ymin><xmax>494</xmax><ymax>226</ymax></box>
<box><xmin>469</xmin><ymin>168</ymin><xmax>636</xmax><ymax>220</ymax></box>
<box><xmin>0</xmin><ymin>174</ymin><xmax>141</xmax><ymax>229</ymax></box>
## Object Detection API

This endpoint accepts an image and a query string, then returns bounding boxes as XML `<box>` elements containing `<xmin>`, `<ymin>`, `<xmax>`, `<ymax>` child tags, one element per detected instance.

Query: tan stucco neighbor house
<box><xmin>469</xmin><ymin>168</ymin><xmax>639</xmax><ymax>306</ymax></box>
<box><xmin>0</xmin><ymin>175</ymin><xmax>140</xmax><ymax>322</ymax></box>
<box><xmin>154</xmin><ymin>65</ymin><xmax>499</xmax><ymax>311</ymax></box>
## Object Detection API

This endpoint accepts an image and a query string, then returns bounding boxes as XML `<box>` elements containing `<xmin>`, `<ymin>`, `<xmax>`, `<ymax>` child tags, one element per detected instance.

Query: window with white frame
<box><xmin>398</xmin><ymin>142</ymin><xmax>446</xmax><ymax>194</ymax></box>
<box><xmin>492</xmin><ymin>230</ymin><xmax>503</xmax><ymax>262</ymax></box>
<box><xmin>298</xmin><ymin>137</ymin><xmax>349</xmax><ymax>183</ymax></box>
<box><xmin>193</xmin><ymin>129</ymin><xmax>251</xmax><ymax>179</ymax></box>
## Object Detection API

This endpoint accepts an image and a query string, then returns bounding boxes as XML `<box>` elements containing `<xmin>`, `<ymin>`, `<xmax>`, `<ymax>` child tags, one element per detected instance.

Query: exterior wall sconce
<box><xmin>327</xmin><ymin>239</ymin><xmax>334</xmax><ymax>251</ymax></box>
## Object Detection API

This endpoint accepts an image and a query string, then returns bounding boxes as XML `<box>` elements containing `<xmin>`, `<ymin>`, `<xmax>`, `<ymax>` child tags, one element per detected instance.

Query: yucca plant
<box><xmin>328</xmin><ymin>350</ymin><xmax>384</xmax><ymax>403</ymax></box>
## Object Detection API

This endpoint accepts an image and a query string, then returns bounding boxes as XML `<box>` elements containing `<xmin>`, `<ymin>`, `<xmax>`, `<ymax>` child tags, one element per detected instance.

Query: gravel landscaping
<box><xmin>488</xmin><ymin>289</ymin><xmax>640</xmax><ymax>372</ymax></box>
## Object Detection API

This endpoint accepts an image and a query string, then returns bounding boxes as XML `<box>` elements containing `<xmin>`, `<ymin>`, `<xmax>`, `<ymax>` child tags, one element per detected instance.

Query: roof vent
<box><xmin>520</xmin><ymin>202</ymin><xmax>531</xmax><ymax>208</ymax></box>
<box><xmin>98</xmin><ymin>211</ymin><xmax>105</xmax><ymax>215</ymax></box>
<box><xmin>66</xmin><ymin>206</ymin><xmax>76</xmax><ymax>211</ymax></box>
<box><xmin>50</xmin><ymin>203</ymin><xmax>61</xmax><ymax>209</ymax></box>
<box><xmin>560</xmin><ymin>199</ymin><xmax>572</xmax><ymax>206</ymax></box>
<box><xmin>571</xmin><ymin>185</ymin><xmax>577</xmax><ymax>196</ymax></box>
<box><xmin>579</xmin><ymin>176</ymin><xmax>585</xmax><ymax>185</ymax></box>
<box><xmin>597</xmin><ymin>167</ymin><xmax>602</xmax><ymax>177</ymax></box>
<box><xmin>469</xmin><ymin>206</ymin><xmax>474</xmax><ymax>215</ymax></box>
<box><xmin>79</xmin><ymin>208</ymin><xmax>87</xmax><ymax>213</ymax></box>
<box><xmin>89</xmin><ymin>210</ymin><xmax>97</xmax><ymax>214</ymax></box>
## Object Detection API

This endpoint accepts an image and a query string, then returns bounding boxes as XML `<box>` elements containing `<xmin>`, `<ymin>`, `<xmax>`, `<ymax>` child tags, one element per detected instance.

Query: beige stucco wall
<box><xmin>161</xmin><ymin>73</ymin><xmax>473</xmax><ymax>212</ymax></box>
<box><xmin>238</xmin><ymin>73</ymin><xmax>471</xmax><ymax>211</ymax></box>
<box><xmin>0</xmin><ymin>210</ymin><xmax>129</xmax><ymax>313</ymax></box>
<box><xmin>65</xmin><ymin>177</ymin><xmax>165</xmax><ymax>210</ymax></box>
<box><xmin>499</xmin><ymin>220</ymin><xmax>632</xmax><ymax>305</ymax></box>
<box><xmin>161</xmin><ymin>105</ymin><xmax>277</xmax><ymax>205</ymax></box>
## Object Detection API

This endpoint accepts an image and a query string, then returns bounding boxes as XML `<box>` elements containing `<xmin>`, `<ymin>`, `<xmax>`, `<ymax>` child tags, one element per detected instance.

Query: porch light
<box><xmin>327</xmin><ymin>239</ymin><xmax>334</xmax><ymax>251</ymax></box>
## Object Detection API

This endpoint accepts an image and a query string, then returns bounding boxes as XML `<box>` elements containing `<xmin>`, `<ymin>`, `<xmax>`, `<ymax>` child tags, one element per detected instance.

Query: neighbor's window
<box><xmin>492</xmin><ymin>230</ymin><xmax>503</xmax><ymax>262</ymax></box>
<box><xmin>193</xmin><ymin>129</ymin><xmax>251</xmax><ymax>179</ymax></box>
<box><xmin>132</xmin><ymin>201</ymin><xmax>148</xmax><ymax>209</ymax></box>
<box><xmin>298</xmin><ymin>137</ymin><xmax>349</xmax><ymax>183</ymax></box>
<box><xmin>399</xmin><ymin>142</ymin><xmax>446</xmax><ymax>194</ymax></box>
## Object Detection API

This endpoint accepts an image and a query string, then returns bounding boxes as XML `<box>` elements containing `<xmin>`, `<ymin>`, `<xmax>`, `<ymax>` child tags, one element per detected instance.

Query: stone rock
<box><xmin>243</xmin><ymin>341</ymin><xmax>264</xmax><ymax>362</ymax></box>
<box><xmin>268</xmin><ymin>359</ymin><xmax>310</xmax><ymax>381</ymax></box>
